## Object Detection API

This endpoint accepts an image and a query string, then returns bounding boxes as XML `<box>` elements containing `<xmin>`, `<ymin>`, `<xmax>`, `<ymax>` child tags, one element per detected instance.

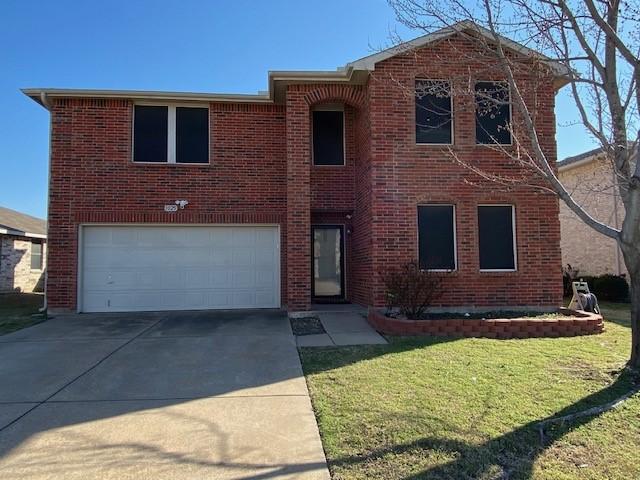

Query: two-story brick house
<box><xmin>24</xmin><ymin>22</ymin><xmax>567</xmax><ymax>315</ymax></box>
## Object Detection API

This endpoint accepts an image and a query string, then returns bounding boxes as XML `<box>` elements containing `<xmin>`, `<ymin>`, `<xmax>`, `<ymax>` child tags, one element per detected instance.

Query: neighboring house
<box><xmin>0</xmin><ymin>206</ymin><xmax>47</xmax><ymax>293</ymax></box>
<box><xmin>24</xmin><ymin>22</ymin><xmax>568</xmax><ymax>314</ymax></box>
<box><xmin>558</xmin><ymin>147</ymin><xmax>632</xmax><ymax>277</ymax></box>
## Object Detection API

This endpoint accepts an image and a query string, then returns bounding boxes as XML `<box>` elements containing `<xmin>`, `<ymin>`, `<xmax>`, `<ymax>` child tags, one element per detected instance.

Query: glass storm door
<box><xmin>312</xmin><ymin>226</ymin><xmax>344</xmax><ymax>299</ymax></box>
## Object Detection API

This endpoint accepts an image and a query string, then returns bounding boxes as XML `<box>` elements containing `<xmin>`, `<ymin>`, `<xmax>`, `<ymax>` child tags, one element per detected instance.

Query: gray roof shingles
<box><xmin>0</xmin><ymin>206</ymin><xmax>46</xmax><ymax>237</ymax></box>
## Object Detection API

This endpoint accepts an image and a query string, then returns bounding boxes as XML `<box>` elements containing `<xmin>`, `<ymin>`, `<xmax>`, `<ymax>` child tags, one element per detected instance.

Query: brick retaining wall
<box><xmin>368</xmin><ymin>308</ymin><xmax>604</xmax><ymax>338</ymax></box>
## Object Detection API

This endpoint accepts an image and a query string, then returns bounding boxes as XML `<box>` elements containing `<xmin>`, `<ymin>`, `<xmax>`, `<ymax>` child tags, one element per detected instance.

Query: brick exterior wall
<box><xmin>558</xmin><ymin>157</ymin><xmax>626</xmax><ymax>276</ymax></box>
<box><xmin>48</xmin><ymin>99</ymin><xmax>286</xmax><ymax>311</ymax></box>
<box><xmin>0</xmin><ymin>235</ymin><xmax>46</xmax><ymax>293</ymax></box>
<box><xmin>364</xmin><ymin>37</ymin><xmax>563</xmax><ymax>309</ymax></box>
<box><xmin>45</xmin><ymin>35</ymin><xmax>563</xmax><ymax>313</ymax></box>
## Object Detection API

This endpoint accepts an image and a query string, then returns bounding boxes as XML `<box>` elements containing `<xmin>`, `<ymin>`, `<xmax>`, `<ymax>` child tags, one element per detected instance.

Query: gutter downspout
<box><xmin>38</xmin><ymin>92</ymin><xmax>51</xmax><ymax>315</ymax></box>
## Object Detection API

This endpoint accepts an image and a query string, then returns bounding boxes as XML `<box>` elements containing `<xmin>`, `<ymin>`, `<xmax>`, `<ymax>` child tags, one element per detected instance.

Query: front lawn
<box><xmin>300</xmin><ymin>302</ymin><xmax>639</xmax><ymax>480</ymax></box>
<box><xmin>0</xmin><ymin>293</ymin><xmax>45</xmax><ymax>335</ymax></box>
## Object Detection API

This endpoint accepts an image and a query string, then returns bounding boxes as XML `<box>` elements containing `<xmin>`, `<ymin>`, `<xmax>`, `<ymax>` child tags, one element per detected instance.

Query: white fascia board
<box><xmin>0</xmin><ymin>228</ymin><xmax>47</xmax><ymax>239</ymax></box>
<box><xmin>347</xmin><ymin>21</ymin><xmax>569</xmax><ymax>78</ymax></box>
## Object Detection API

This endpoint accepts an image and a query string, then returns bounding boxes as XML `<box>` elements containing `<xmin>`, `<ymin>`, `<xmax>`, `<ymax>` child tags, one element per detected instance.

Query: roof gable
<box><xmin>347</xmin><ymin>21</ymin><xmax>568</xmax><ymax>77</ymax></box>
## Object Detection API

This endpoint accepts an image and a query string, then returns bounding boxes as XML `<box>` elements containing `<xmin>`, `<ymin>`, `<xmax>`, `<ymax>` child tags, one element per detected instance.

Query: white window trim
<box><xmin>132</xmin><ymin>102</ymin><xmax>210</xmax><ymax>165</ymax></box>
<box><xmin>415</xmin><ymin>78</ymin><xmax>454</xmax><ymax>146</ymax></box>
<box><xmin>30</xmin><ymin>240</ymin><xmax>43</xmax><ymax>272</ymax></box>
<box><xmin>311</xmin><ymin>106</ymin><xmax>346</xmax><ymax>167</ymax></box>
<box><xmin>417</xmin><ymin>204</ymin><xmax>458</xmax><ymax>272</ymax></box>
<box><xmin>478</xmin><ymin>204</ymin><xmax>518</xmax><ymax>272</ymax></box>
<box><xmin>474</xmin><ymin>80</ymin><xmax>513</xmax><ymax>147</ymax></box>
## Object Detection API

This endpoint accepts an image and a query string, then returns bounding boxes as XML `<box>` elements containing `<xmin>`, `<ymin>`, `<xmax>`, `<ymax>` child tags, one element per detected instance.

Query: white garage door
<box><xmin>81</xmin><ymin>225</ymin><xmax>280</xmax><ymax>312</ymax></box>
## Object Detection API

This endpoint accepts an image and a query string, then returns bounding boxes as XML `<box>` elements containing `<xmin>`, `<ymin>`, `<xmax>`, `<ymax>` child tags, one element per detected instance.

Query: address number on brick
<box><xmin>164</xmin><ymin>204</ymin><xmax>178</xmax><ymax>212</ymax></box>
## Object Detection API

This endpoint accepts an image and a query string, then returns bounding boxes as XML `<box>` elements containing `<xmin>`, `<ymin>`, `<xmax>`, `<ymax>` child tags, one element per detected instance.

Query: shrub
<box><xmin>588</xmin><ymin>274</ymin><xmax>629</xmax><ymax>302</ymax></box>
<box><xmin>384</xmin><ymin>262</ymin><xmax>444</xmax><ymax>319</ymax></box>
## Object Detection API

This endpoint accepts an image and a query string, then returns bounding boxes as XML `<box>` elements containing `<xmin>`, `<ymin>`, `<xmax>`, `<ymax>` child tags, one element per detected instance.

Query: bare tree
<box><xmin>386</xmin><ymin>0</ymin><xmax>639</xmax><ymax>368</ymax></box>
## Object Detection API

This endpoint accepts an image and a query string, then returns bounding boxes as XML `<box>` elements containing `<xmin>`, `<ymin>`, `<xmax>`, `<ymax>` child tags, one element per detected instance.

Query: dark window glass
<box><xmin>176</xmin><ymin>107</ymin><xmax>209</xmax><ymax>164</ymax></box>
<box><xmin>31</xmin><ymin>241</ymin><xmax>42</xmax><ymax>270</ymax></box>
<box><xmin>478</xmin><ymin>206</ymin><xmax>515</xmax><ymax>270</ymax></box>
<box><xmin>313</xmin><ymin>111</ymin><xmax>344</xmax><ymax>165</ymax></box>
<box><xmin>476</xmin><ymin>81</ymin><xmax>511</xmax><ymax>144</ymax></box>
<box><xmin>416</xmin><ymin>80</ymin><xmax>452</xmax><ymax>144</ymax></box>
<box><xmin>133</xmin><ymin>106</ymin><xmax>168</xmax><ymax>162</ymax></box>
<box><xmin>418</xmin><ymin>205</ymin><xmax>456</xmax><ymax>270</ymax></box>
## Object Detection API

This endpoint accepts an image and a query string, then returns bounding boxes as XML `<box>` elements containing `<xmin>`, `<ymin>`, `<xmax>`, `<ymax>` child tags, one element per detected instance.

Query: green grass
<box><xmin>300</xmin><ymin>302</ymin><xmax>639</xmax><ymax>480</ymax></box>
<box><xmin>0</xmin><ymin>293</ymin><xmax>45</xmax><ymax>335</ymax></box>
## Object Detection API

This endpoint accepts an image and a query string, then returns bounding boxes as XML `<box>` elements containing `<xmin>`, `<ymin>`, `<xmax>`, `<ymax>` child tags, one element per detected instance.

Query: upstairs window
<box><xmin>312</xmin><ymin>110</ymin><xmax>345</xmax><ymax>166</ymax></box>
<box><xmin>133</xmin><ymin>105</ymin><xmax>209</xmax><ymax>164</ymax></box>
<box><xmin>475</xmin><ymin>81</ymin><xmax>511</xmax><ymax>145</ymax></box>
<box><xmin>415</xmin><ymin>80</ymin><xmax>452</xmax><ymax>144</ymax></box>
<box><xmin>30</xmin><ymin>240</ymin><xmax>43</xmax><ymax>270</ymax></box>
<box><xmin>418</xmin><ymin>205</ymin><xmax>456</xmax><ymax>270</ymax></box>
<box><xmin>478</xmin><ymin>205</ymin><xmax>516</xmax><ymax>271</ymax></box>
<box><xmin>133</xmin><ymin>106</ymin><xmax>167</xmax><ymax>163</ymax></box>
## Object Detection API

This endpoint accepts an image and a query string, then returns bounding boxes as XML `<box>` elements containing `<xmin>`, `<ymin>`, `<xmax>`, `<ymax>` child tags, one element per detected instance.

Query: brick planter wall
<box><xmin>368</xmin><ymin>308</ymin><xmax>604</xmax><ymax>338</ymax></box>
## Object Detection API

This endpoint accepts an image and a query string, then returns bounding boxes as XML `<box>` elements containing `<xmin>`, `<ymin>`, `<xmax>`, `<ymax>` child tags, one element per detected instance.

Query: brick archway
<box><xmin>303</xmin><ymin>85</ymin><xmax>366</xmax><ymax>109</ymax></box>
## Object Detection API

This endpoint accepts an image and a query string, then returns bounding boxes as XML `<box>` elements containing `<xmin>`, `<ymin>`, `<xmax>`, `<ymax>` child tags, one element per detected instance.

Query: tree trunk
<box><xmin>629</xmin><ymin>271</ymin><xmax>640</xmax><ymax>370</ymax></box>
<box><xmin>621</xmin><ymin>240</ymin><xmax>640</xmax><ymax>369</ymax></box>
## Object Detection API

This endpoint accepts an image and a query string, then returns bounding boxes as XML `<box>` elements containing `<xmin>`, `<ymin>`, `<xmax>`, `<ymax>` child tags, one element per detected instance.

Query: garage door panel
<box><xmin>256</xmin><ymin>269</ymin><xmax>276</xmax><ymax>287</ymax></box>
<box><xmin>184</xmin><ymin>291</ymin><xmax>208</xmax><ymax>308</ymax></box>
<box><xmin>232</xmin><ymin>248</ymin><xmax>255</xmax><ymax>266</ymax></box>
<box><xmin>185</xmin><ymin>269</ymin><xmax>209</xmax><ymax>288</ymax></box>
<box><xmin>232</xmin><ymin>228</ymin><xmax>256</xmax><ymax>246</ymax></box>
<box><xmin>255</xmin><ymin>248</ymin><xmax>276</xmax><ymax>266</ymax></box>
<box><xmin>255</xmin><ymin>290</ymin><xmax>276</xmax><ymax>305</ymax></box>
<box><xmin>83</xmin><ymin>227</ymin><xmax>112</xmax><ymax>246</ymax></box>
<box><xmin>231</xmin><ymin>291</ymin><xmax>255</xmax><ymax>307</ymax></box>
<box><xmin>211</xmin><ymin>249</ymin><xmax>233</xmax><ymax>266</ymax></box>
<box><xmin>232</xmin><ymin>270</ymin><xmax>255</xmax><ymax>289</ymax></box>
<box><xmin>81</xmin><ymin>226</ymin><xmax>280</xmax><ymax>312</ymax></box>
<box><xmin>185</xmin><ymin>229</ymin><xmax>211</xmax><ymax>246</ymax></box>
<box><xmin>209</xmin><ymin>270</ymin><xmax>232</xmax><ymax>286</ymax></box>
<box><xmin>111</xmin><ymin>228</ymin><xmax>137</xmax><ymax>246</ymax></box>
<box><xmin>210</xmin><ymin>229</ymin><xmax>234</xmax><ymax>246</ymax></box>
<box><xmin>160</xmin><ymin>270</ymin><xmax>186</xmax><ymax>289</ymax></box>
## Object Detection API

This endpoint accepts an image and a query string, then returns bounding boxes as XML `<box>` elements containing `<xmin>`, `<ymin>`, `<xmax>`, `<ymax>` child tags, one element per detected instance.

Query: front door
<box><xmin>312</xmin><ymin>225</ymin><xmax>345</xmax><ymax>300</ymax></box>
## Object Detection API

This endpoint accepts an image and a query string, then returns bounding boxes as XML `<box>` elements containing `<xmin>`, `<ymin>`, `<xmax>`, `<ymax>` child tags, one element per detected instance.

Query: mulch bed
<box><xmin>290</xmin><ymin>316</ymin><xmax>326</xmax><ymax>336</ymax></box>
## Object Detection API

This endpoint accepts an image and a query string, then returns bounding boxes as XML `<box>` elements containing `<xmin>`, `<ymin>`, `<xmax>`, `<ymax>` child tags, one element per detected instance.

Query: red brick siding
<box><xmin>351</xmin><ymin>91</ymin><xmax>373</xmax><ymax>306</ymax></box>
<box><xmin>366</xmin><ymin>37</ymin><xmax>563</xmax><ymax>308</ymax></box>
<box><xmin>285</xmin><ymin>87</ymin><xmax>312</xmax><ymax>311</ymax></box>
<box><xmin>286</xmin><ymin>84</ymin><xmax>367</xmax><ymax>311</ymax></box>
<box><xmin>46</xmin><ymin>36</ymin><xmax>563</xmax><ymax>313</ymax></box>
<box><xmin>310</xmin><ymin>105</ymin><xmax>356</xmax><ymax>211</ymax></box>
<box><xmin>48</xmin><ymin>98</ymin><xmax>287</xmax><ymax>311</ymax></box>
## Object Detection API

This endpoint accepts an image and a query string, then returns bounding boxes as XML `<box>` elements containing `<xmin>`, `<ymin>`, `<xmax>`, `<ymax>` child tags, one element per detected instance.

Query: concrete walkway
<box><xmin>0</xmin><ymin>310</ymin><xmax>330</xmax><ymax>480</ymax></box>
<box><xmin>296</xmin><ymin>306</ymin><xmax>387</xmax><ymax>347</ymax></box>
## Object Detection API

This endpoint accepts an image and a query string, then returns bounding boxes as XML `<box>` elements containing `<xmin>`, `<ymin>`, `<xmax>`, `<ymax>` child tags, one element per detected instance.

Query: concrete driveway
<box><xmin>0</xmin><ymin>310</ymin><xmax>330</xmax><ymax>480</ymax></box>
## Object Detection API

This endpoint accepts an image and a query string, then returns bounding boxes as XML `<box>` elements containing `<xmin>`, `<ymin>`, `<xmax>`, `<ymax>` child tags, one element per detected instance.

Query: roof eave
<box><xmin>347</xmin><ymin>20</ymin><xmax>570</xmax><ymax>87</ymax></box>
<box><xmin>0</xmin><ymin>227</ymin><xmax>47</xmax><ymax>239</ymax></box>
<box><xmin>22</xmin><ymin>67</ymin><xmax>368</xmax><ymax>108</ymax></box>
<box><xmin>21</xmin><ymin>88</ymin><xmax>274</xmax><ymax>109</ymax></box>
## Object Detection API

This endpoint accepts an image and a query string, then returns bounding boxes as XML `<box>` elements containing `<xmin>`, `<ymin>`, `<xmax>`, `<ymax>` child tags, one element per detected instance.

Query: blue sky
<box><xmin>0</xmin><ymin>0</ymin><xmax>596</xmax><ymax>219</ymax></box>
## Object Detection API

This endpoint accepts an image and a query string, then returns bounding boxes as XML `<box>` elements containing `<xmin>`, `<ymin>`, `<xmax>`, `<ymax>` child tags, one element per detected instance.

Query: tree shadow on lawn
<box><xmin>328</xmin><ymin>370</ymin><xmax>638</xmax><ymax>480</ymax></box>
